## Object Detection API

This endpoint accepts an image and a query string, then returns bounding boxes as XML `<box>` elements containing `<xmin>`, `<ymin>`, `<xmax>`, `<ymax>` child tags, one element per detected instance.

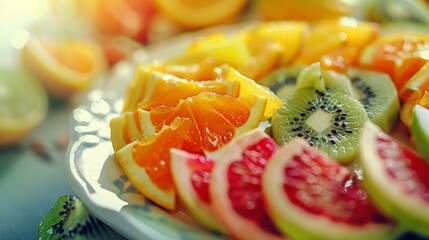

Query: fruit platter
<box><xmin>64</xmin><ymin>18</ymin><xmax>429</xmax><ymax>240</ymax></box>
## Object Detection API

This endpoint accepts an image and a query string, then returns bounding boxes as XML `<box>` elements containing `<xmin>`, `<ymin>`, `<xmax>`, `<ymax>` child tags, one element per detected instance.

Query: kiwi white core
<box><xmin>305</xmin><ymin>109</ymin><xmax>331</xmax><ymax>133</ymax></box>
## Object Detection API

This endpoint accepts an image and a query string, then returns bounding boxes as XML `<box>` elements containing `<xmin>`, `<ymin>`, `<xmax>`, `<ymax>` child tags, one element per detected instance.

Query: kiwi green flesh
<box><xmin>347</xmin><ymin>68</ymin><xmax>400</xmax><ymax>132</ymax></box>
<box><xmin>271</xmin><ymin>88</ymin><xmax>368</xmax><ymax>163</ymax></box>
<box><xmin>38</xmin><ymin>195</ymin><xmax>126</xmax><ymax>240</ymax></box>
<box><xmin>260</xmin><ymin>66</ymin><xmax>353</xmax><ymax>99</ymax></box>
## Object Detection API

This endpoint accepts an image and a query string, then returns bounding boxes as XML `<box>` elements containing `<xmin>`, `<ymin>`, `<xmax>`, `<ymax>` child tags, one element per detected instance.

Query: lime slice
<box><xmin>0</xmin><ymin>67</ymin><xmax>48</xmax><ymax>146</ymax></box>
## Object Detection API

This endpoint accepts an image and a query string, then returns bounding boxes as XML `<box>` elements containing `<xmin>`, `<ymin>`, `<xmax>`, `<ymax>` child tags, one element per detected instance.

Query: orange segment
<box><xmin>219</xmin><ymin>66</ymin><xmax>283</xmax><ymax>120</ymax></box>
<box><xmin>359</xmin><ymin>32</ymin><xmax>429</xmax><ymax>95</ymax></box>
<box><xmin>123</xmin><ymin>67</ymin><xmax>240</xmax><ymax>112</ymax></box>
<box><xmin>294</xmin><ymin>18</ymin><xmax>379</xmax><ymax>71</ymax></box>
<box><xmin>116</xmin><ymin>117</ymin><xmax>192</xmax><ymax>210</ymax></box>
<box><xmin>153</xmin><ymin>0</ymin><xmax>248</xmax><ymax>29</ymax></box>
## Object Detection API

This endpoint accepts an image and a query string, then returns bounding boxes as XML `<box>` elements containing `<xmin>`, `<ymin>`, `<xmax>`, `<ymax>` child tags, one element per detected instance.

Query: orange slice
<box><xmin>153</xmin><ymin>0</ymin><xmax>248</xmax><ymax>29</ymax></box>
<box><xmin>21</xmin><ymin>36</ymin><xmax>106</xmax><ymax>99</ymax></box>
<box><xmin>122</xmin><ymin>67</ymin><xmax>240</xmax><ymax>112</ymax></box>
<box><xmin>219</xmin><ymin>66</ymin><xmax>283</xmax><ymax>120</ymax></box>
<box><xmin>116</xmin><ymin>117</ymin><xmax>192</xmax><ymax>210</ymax></box>
<box><xmin>114</xmin><ymin>92</ymin><xmax>267</xmax><ymax>210</ymax></box>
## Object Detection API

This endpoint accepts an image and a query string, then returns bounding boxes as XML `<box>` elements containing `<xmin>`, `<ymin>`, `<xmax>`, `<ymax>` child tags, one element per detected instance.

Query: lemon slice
<box><xmin>0</xmin><ymin>67</ymin><xmax>48</xmax><ymax>146</ymax></box>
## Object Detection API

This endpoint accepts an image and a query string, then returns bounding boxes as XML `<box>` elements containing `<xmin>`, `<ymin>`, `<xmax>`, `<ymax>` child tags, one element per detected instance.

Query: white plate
<box><xmin>65</xmin><ymin>22</ymin><xmax>256</xmax><ymax>240</ymax></box>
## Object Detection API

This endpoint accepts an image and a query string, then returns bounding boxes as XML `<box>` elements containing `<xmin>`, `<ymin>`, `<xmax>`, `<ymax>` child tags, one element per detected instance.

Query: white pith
<box><xmin>170</xmin><ymin>148</ymin><xmax>225</xmax><ymax>232</ymax></box>
<box><xmin>210</xmin><ymin>129</ymin><xmax>284</xmax><ymax>240</ymax></box>
<box><xmin>263</xmin><ymin>138</ymin><xmax>395</xmax><ymax>240</ymax></box>
<box><xmin>110</xmin><ymin>115</ymin><xmax>128</xmax><ymax>152</ymax></box>
<box><xmin>123</xmin><ymin>66</ymin><xmax>149</xmax><ymax>112</ymax></box>
<box><xmin>360</xmin><ymin>122</ymin><xmax>429</xmax><ymax>227</ymax></box>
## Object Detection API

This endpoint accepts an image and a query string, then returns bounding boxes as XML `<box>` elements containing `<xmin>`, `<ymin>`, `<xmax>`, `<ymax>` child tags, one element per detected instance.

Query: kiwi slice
<box><xmin>39</xmin><ymin>195</ymin><xmax>126</xmax><ymax>240</ymax></box>
<box><xmin>271</xmin><ymin>88</ymin><xmax>368</xmax><ymax>163</ymax></box>
<box><xmin>260</xmin><ymin>65</ymin><xmax>354</xmax><ymax>99</ymax></box>
<box><xmin>347</xmin><ymin>68</ymin><xmax>400</xmax><ymax>132</ymax></box>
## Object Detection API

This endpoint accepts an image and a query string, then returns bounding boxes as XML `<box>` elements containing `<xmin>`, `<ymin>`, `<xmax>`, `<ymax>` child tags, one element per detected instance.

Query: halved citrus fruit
<box><xmin>153</xmin><ymin>0</ymin><xmax>248</xmax><ymax>29</ymax></box>
<box><xmin>21</xmin><ymin>36</ymin><xmax>106</xmax><ymax>99</ymax></box>
<box><xmin>122</xmin><ymin>67</ymin><xmax>239</xmax><ymax>112</ymax></box>
<box><xmin>113</xmin><ymin>91</ymin><xmax>267</xmax><ymax>209</ymax></box>
<box><xmin>0</xmin><ymin>67</ymin><xmax>48</xmax><ymax>147</ymax></box>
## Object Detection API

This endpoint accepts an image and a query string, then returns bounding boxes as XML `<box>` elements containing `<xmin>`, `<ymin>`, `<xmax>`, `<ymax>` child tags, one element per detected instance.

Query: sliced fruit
<box><xmin>114</xmin><ymin>92</ymin><xmax>267</xmax><ymax>210</ymax></box>
<box><xmin>0</xmin><ymin>67</ymin><xmax>48</xmax><ymax>147</ymax></box>
<box><xmin>359</xmin><ymin>121</ymin><xmax>429</xmax><ymax>237</ymax></box>
<box><xmin>294</xmin><ymin>18</ymin><xmax>379</xmax><ymax>71</ymax></box>
<box><xmin>271</xmin><ymin>88</ymin><xmax>368</xmax><ymax>162</ymax></box>
<box><xmin>153</xmin><ymin>0</ymin><xmax>248</xmax><ymax>29</ymax></box>
<box><xmin>210</xmin><ymin>128</ymin><xmax>283</xmax><ymax>240</ymax></box>
<box><xmin>39</xmin><ymin>195</ymin><xmax>126</xmax><ymax>240</ymax></box>
<box><xmin>183</xmin><ymin>33</ymin><xmax>251</xmax><ymax>67</ymax></box>
<box><xmin>359</xmin><ymin>32</ymin><xmax>429</xmax><ymax>94</ymax></box>
<box><xmin>295</xmin><ymin>62</ymin><xmax>325</xmax><ymax>92</ymax></box>
<box><xmin>170</xmin><ymin>149</ymin><xmax>225</xmax><ymax>232</ymax></box>
<box><xmin>347</xmin><ymin>68</ymin><xmax>400</xmax><ymax>132</ymax></box>
<box><xmin>116</xmin><ymin>117</ymin><xmax>193</xmax><ymax>210</ymax></box>
<box><xmin>400</xmin><ymin>61</ymin><xmax>429</xmax><ymax>101</ymax></box>
<box><xmin>256</xmin><ymin>0</ymin><xmax>353</xmax><ymax>22</ymax></box>
<box><xmin>21</xmin><ymin>36</ymin><xmax>106</xmax><ymax>99</ymax></box>
<box><xmin>219</xmin><ymin>66</ymin><xmax>283</xmax><ymax>120</ymax></box>
<box><xmin>411</xmin><ymin>104</ymin><xmax>429</xmax><ymax>162</ymax></box>
<box><xmin>263</xmin><ymin>138</ymin><xmax>397</xmax><ymax>240</ymax></box>
<box><xmin>123</xmin><ymin>67</ymin><xmax>239</xmax><ymax>112</ymax></box>
<box><xmin>259</xmin><ymin>65</ymin><xmax>354</xmax><ymax>99</ymax></box>
<box><xmin>239</xmin><ymin>21</ymin><xmax>309</xmax><ymax>65</ymax></box>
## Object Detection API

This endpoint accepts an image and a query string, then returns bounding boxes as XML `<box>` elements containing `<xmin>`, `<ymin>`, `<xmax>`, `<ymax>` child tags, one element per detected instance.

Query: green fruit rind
<box><xmin>347</xmin><ymin>68</ymin><xmax>400</xmax><ymax>132</ymax></box>
<box><xmin>411</xmin><ymin>105</ymin><xmax>429</xmax><ymax>163</ymax></box>
<box><xmin>359</xmin><ymin>121</ymin><xmax>429</xmax><ymax>237</ymax></box>
<box><xmin>296</xmin><ymin>62</ymin><xmax>325</xmax><ymax>92</ymax></box>
<box><xmin>262</xmin><ymin>138</ymin><xmax>398</xmax><ymax>240</ymax></box>
<box><xmin>38</xmin><ymin>195</ymin><xmax>126</xmax><ymax>240</ymax></box>
<box><xmin>210</xmin><ymin>128</ymin><xmax>284</xmax><ymax>240</ymax></box>
<box><xmin>170</xmin><ymin>148</ymin><xmax>226</xmax><ymax>233</ymax></box>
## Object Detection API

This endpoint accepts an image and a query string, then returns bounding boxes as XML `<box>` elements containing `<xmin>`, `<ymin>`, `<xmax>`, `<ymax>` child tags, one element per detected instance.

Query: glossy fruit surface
<box><xmin>263</xmin><ymin>138</ymin><xmax>396</xmax><ymax>240</ymax></box>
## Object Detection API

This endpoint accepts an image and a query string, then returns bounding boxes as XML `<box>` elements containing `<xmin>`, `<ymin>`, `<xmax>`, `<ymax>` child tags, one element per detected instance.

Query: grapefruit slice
<box><xmin>263</xmin><ymin>138</ymin><xmax>397</xmax><ymax>240</ymax></box>
<box><xmin>210</xmin><ymin>128</ymin><xmax>284</xmax><ymax>240</ymax></box>
<box><xmin>170</xmin><ymin>149</ymin><xmax>225</xmax><ymax>232</ymax></box>
<box><xmin>359</xmin><ymin>121</ymin><xmax>429</xmax><ymax>237</ymax></box>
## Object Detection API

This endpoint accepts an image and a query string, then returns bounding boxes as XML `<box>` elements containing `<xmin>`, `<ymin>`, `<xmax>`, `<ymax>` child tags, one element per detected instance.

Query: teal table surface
<box><xmin>0</xmin><ymin>99</ymin><xmax>75</xmax><ymax>240</ymax></box>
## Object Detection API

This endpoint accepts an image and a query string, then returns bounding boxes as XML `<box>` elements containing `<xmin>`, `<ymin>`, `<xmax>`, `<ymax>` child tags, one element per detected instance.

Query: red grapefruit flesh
<box><xmin>170</xmin><ymin>149</ymin><xmax>225</xmax><ymax>233</ymax></box>
<box><xmin>263</xmin><ymin>138</ymin><xmax>397</xmax><ymax>240</ymax></box>
<box><xmin>359</xmin><ymin>121</ymin><xmax>429</xmax><ymax>237</ymax></box>
<box><xmin>210</xmin><ymin>128</ymin><xmax>284</xmax><ymax>240</ymax></box>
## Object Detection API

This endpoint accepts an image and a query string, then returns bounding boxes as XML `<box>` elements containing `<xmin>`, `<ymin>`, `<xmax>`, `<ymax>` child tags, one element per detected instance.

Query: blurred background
<box><xmin>1</xmin><ymin>0</ymin><xmax>429</xmax><ymax>239</ymax></box>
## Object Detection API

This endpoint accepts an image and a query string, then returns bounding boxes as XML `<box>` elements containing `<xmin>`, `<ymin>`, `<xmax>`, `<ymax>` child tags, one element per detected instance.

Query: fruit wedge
<box><xmin>359</xmin><ymin>121</ymin><xmax>429</xmax><ymax>237</ymax></box>
<box><xmin>263</xmin><ymin>138</ymin><xmax>397</xmax><ymax>240</ymax></box>
<box><xmin>210</xmin><ymin>128</ymin><xmax>283</xmax><ymax>240</ymax></box>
